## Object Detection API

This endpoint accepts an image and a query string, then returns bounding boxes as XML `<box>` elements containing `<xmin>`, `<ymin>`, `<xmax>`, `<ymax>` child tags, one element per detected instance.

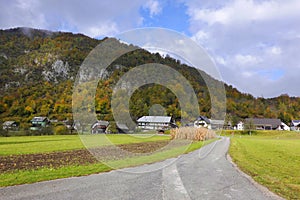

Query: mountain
<box><xmin>0</xmin><ymin>27</ymin><xmax>299</xmax><ymax>128</ymax></box>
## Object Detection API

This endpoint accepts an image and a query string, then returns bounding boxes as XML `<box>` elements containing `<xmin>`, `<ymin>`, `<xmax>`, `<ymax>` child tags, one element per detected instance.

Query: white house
<box><xmin>137</xmin><ymin>116</ymin><xmax>172</xmax><ymax>130</ymax></box>
<box><xmin>194</xmin><ymin>116</ymin><xmax>211</xmax><ymax>129</ymax></box>
<box><xmin>280</xmin><ymin>122</ymin><xmax>290</xmax><ymax>131</ymax></box>
<box><xmin>237</xmin><ymin>121</ymin><xmax>244</xmax><ymax>130</ymax></box>
<box><xmin>291</xmin><ymin>120</ymin><xmax>300</xmax><ymax>131</ymax></box>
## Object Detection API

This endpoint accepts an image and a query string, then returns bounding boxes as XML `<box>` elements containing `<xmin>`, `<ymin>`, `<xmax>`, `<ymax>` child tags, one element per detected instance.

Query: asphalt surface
<box><xmin>1</xmin><ymin>137</ymin><xmax>283</xmax><ymax>200</ymax></box>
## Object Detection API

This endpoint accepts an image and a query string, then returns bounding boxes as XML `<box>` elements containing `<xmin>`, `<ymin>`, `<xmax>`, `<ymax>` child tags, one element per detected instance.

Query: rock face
<box><xmin>42</xmin><ymin>60</ymin><xmax>70</xmax><ymax>82</ymax></box>
<box><xmin>0</xmin><ymin>27</ymin><xmax>100</xmax><ymax>91</ymax></box>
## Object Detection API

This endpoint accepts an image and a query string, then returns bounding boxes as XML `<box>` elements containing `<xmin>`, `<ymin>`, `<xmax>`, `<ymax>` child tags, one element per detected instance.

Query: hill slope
<box><xmin>0</xmin><ymin>27</ymin><xmax>299</xmax><ymax>127</ymax></box>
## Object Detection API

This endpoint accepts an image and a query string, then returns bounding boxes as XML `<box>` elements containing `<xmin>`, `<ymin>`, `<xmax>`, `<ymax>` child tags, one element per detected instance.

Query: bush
<box><xmin>0</xmin><ymin>128</ymin><xmax>9</xmax><ymax>137</ymax></box>
<box><xmin>106</xmin><ymin>122</ymin><xmax>118</xmax><ymax>134</ymax></box>
<box><xmin>54</xmin><ymin>125</ymin><xmax>68</xmax><ymax>135</ymax></box>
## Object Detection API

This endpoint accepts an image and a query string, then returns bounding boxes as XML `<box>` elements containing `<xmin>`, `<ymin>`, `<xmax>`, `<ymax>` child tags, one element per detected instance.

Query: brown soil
<box><xmin>0</xmin><ymin>140</ymin><xmax>174</xmax><ymax>173</ymax></box>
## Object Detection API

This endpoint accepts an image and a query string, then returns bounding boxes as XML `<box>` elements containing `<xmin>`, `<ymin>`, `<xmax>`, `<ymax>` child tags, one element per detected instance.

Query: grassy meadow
<box><xmin>229</xmin><ymin>131</ymin><xmax>300</xmax><ymax>199</ymax></box>
<box><xmin>0</xmin><ymin>134</ymin><xmax>169</xmax><ymax>155</ymax></box>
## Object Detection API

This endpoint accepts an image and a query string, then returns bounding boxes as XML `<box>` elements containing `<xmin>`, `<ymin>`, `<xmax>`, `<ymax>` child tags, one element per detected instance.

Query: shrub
<box><xmin>106</xmin><ymin>122</ymin><xmax>118</xmax><ymax>134</ymax></box>
<box><xmin>0</xmin><ymin>128</ymin><xmax>9</xmax><ymax>137</ymax></box>
<box><xmin>54</xmin><ymin>125</ymin><xmax>68</xmax><ymax>135</ymax></box>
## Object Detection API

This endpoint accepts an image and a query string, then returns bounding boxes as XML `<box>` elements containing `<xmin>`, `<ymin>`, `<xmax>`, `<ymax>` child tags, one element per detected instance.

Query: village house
<box><xmin>194</xmin><ymin>116</ymin><xmax>225</xmax><ymax>130</ymax></box>
<box><xmin>291</xmin><ymin>120</ymin><xmax>300</xmax><ymax>131</ymax></box>
<box><xmin>137</xmin><ymin>116</ymin><xmax>173</xmax><ymax>130</ymax></box>
<box><xmin>194</xmin><ymin>116</ymin><xmax>211</xmax><ymax>129</ymax></box>
<box><xmin>30</xmin><ymin>117</ymin><xmax>50</xmax><ymax>131</ymax></box>
<box><xmin>91</xmin><ymin>120</ymin><xmax>109</xmax><ymax>134</ymax></box>
<box><xmin>2</xmin><ymin>121</ymin><xmax>19</xmax><ymax>131</ymax></box>
<box><xmin>245</xmin><ymin>118</ymin><xmax>289</xmax><ymax>130</ymax></box>
<box><xmin>211</xmin><ymin>119</ymin><xmax>225</xmax><ymax>130</ymax></box>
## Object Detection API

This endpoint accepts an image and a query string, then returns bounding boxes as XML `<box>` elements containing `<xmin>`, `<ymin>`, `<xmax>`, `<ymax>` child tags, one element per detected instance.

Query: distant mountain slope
<box><xmin>0</xmin><ymin>27</ymin><xmax>299</xmax><ymax>127</ymax></box>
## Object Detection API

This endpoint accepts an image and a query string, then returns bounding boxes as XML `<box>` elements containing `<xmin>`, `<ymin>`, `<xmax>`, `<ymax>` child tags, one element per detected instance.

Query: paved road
<box><xmin>1</xmin><ymin>137</ymin><xmax>282</xmax><ymax>200</ymax></box>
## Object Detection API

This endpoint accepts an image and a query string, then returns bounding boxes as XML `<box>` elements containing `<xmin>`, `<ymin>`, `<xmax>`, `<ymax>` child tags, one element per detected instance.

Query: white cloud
<box><xmin>241</xmin><ymin>71</ymin><xmax>253</xmax><ymax>78</ymax></box>
<box><xmin>189</xmin><ymin>0</ymin><xmax>300</xmax><ymax>26</ymax></box>
<box><xmin>234</xmin><ymin>54</ymin><xmax>261</xmax><ymax>66</ymax></box>
<box><xmin>215</xmin><ymin>56</ymin><xmax>226</xmax><ymax>65</ymax></box>
<box><xmin>184</xmin><ymin>0</ymin><xmax>300</xmax><ymax>97</ymax></box>
<box><xmin>86</xmin><ymin>21</ymin><xmax>119</xmax><ymax>38</ymax></box>
<box><xmin>191</xmin><ymin>30</ymin><xmax>209</xmax><ymax>43</ymax></box>
<box><xmin>268</xmin><ymin>46</ymin><xmax>282</xmax><ymax>55</ymax></box>
<box><xmin>0</xmin><ymin>0</ymin><xmax>148</xmax><ymax>38</ymax></box>
<box><xmin>143</xmin><ymin>0</ymin><xmax>162</xmax><ymax>17</ymax></box>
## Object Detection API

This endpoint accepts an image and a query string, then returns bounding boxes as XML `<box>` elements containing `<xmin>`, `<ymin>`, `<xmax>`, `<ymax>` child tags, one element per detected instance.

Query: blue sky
<box><xmin>140</xmin><ymin>1</ymin><xmax>190</xmax><ymax>35</ymax></box>
<box><xmin>0</xmin><ymin>0</ymin><xmax>299</xmax><ymax>98</ymax></box>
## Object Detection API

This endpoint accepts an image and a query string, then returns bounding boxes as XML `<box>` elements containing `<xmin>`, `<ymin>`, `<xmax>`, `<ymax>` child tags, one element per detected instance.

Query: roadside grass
<box><xmin>229</xmin><ymin>131</ymin><xmax>300</xmax><ymax>199</ymax></box>
<box><xmin>0</xmin><ymin>138</ymin><xmax>217</xmax><ymax>187</ymax></box>
<box><xmin>221</xmin><ymin>129</ymin><xmax>300</xmax><ymax>139</ymax></box>
<box><xmin>0</xmin><ymin>134</ymin><xmax>170</xmax><ymax>156</ymax></box>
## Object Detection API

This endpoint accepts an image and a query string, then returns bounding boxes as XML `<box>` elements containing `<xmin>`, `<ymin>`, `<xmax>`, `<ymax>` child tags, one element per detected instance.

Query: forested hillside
<box><xmin>0</xmin><ymin>27</ymin><xmax>299</xmax><ymax>128</ymax></box>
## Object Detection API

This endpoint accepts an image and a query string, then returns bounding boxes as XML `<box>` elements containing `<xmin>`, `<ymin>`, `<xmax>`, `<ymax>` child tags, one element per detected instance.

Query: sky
<box><xmin>0</xmin><ymin>0</ymin><xmax>299</xmax><ymax>98</ymax></box>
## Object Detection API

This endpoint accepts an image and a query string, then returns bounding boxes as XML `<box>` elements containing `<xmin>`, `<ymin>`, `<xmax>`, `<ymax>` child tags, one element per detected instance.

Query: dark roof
<box><xmin>292</xmin><ymin>120</ymin><xmax>300</xmax><ymax>123</ymax></box>
<box><xmin>195</xmin><ymin>116</ymin><xmax>210</xmax><ymax>124</ymax></box>
<box><xmin>292</xmin><ymin>120</ymin><xmax>300</xmax><ymax>126</ymax></box>
<box><xmin>245</xmin><ymin>118</ymin><xmax>281</xmax><ymax>129</ymax></box>
<box><xmin>31</xmin><ymin>117</ymin><xmax>48</xmax><ymax>122</ymax></box>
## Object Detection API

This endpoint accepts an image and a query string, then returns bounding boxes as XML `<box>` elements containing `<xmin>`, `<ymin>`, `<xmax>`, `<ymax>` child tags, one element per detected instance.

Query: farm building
<box><xmin>245</xmin><ymin>118</ymin><xmax>286</xmax><ymax>130</ymax></box>
<box><xmin>30</xmin><ymin>117</ymin><xmax>50</xmax><ymax>131</ymax></box>
<box><xmin>291</xmin><ymin>120</ymin><xmax>300</xmax><ymax>131</ymax></box>
<box><xmin>194</xmin><ymin>116</ymin><xmax>211</xmax><ymax>129</ymax></box>
<box><xmin>137</xmin><ymin>116</ymin><xmax>173</xmax><ymax>130</ymax></box>
<box><xmin>91</xmin><ymin>120</ymin><xmax>109</xmax><ymax>134</ymax></box>
<box><xmin>2</xmin><ymin>121</ymin><xmax>19</xmax><ymax>131</ymax></box>
<box><xmin>211</xmin><ymin>119</ymin><xmax>225</xmax><ymax>130</ymax></box>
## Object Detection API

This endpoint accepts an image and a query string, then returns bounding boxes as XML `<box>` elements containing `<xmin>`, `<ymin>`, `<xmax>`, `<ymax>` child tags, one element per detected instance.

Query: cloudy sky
<box><xmin>0</xmin><ymin>0</ymin><xmax>299</xmax><ymax>98</ymax></box>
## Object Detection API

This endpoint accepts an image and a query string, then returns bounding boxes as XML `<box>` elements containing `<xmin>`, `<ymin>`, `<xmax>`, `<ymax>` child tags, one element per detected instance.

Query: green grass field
<box><xmin>0</xmin><ymin>134</ymin><xmax>170</xmax><ymax>155</ymax></box>
<box><xmin>0</xmin><ymin>134</ymin><xmax>216</xmax><ymax>186</ymax></box>
<box><xmin>229</xmin><ymin>131</ymin><xmax>300</xmax><ymax>199</ymax></box>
